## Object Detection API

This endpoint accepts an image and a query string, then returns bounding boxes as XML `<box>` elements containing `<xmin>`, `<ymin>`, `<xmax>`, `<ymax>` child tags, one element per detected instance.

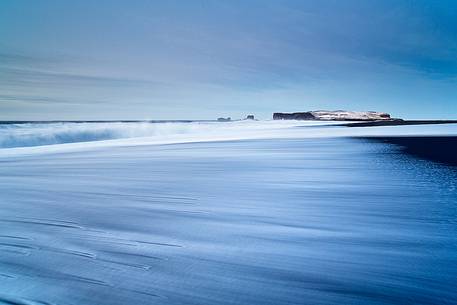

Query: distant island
<box><xmin>217</xmin><ymin>115</ymin><xmax>256</xmax><ymax>122</ymax></box>
<box><xmin>273</xmin><ymin>110</ymin><xmax>396</xmax><ymax>121</ymax></box>
<box><xmin>272</xmin><ymin>110</ymin><xmax>457</xmax><ymax>127</ymax></box>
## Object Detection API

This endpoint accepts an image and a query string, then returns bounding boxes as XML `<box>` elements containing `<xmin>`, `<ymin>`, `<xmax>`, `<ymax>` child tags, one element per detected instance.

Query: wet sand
<box><xmin>360</xmin><ymin>136</ymin><xmax>457</xmax><ymax>166</ymax></box>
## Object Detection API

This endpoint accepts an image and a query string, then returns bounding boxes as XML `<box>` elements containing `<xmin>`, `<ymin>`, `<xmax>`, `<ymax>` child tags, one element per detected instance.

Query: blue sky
<box><xmin>1</xmin><ymin>0</ymin><xmax>456</xmax><ymax>120</ymax></box>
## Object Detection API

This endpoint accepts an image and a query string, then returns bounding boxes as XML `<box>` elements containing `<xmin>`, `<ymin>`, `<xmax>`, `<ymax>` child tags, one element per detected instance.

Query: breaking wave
<box><xmin>2</xmin><ymin>120</ymin><xmax>457</xmax><ymax>150</ymax></box>
<box><xmin>0</xmin><ymin>121</ymin><xmax>307</xmax><ymax>149</ymax></box>
<box><xmin>0</xmin><ymin>122</ymin><xmax>208</xmax><ymax>148</ymax></box>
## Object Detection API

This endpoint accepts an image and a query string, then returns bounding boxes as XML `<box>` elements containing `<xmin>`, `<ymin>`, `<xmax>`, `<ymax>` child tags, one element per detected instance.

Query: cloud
<box><xmin>1</xmin><ymin>0</ymin><xmax>457</xmax><ymax>119</ymax></box>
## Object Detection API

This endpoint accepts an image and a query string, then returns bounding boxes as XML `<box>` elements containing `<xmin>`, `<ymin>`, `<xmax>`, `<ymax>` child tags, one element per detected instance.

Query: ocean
<box><xmin>0</xmin><ymin>121</ymin><xmax>456</xmax><ymax>305</ymax></box>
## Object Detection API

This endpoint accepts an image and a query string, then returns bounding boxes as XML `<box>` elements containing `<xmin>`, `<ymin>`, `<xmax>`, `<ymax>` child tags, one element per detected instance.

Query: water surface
<box><xmin>1</xmin><ymin>134</ymin><xmax>456</xmax><ymax>305</ymax></box>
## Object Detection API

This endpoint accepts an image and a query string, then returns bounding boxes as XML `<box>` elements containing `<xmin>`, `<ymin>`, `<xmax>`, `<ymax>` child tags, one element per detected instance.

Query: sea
<box><xmin>0</xmin><ymin>120</ymin><xmax>456</xmax><ymax>305</ymax></box>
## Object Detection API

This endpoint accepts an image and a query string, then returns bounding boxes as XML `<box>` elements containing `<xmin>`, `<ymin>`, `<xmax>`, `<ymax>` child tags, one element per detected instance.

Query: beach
<box><xmin>0</xmin><ymin>121</ymin><xmax>456</xmax><ymax>305</ymax></box>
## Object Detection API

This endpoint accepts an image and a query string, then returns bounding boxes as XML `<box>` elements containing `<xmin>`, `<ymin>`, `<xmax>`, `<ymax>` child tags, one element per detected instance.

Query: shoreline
<box><xmin>339</xmin><ymin>120</ymin><xmax>457</xmax><ymax>127</ymax></box>
<box><xmin>358</xmin><ymin>135</ymin><xmax>457</xmax><ymax>166</ymax></box>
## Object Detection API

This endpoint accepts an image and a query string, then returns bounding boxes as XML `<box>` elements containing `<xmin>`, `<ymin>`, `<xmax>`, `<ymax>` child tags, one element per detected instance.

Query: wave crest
<box><xmin>0</xmin><ymin>122</ymin><xmax>206</xmax><ymax>148</ymax></box>
<box><xmin>0</xmin><ymin>121</ymin><xmax>308</xmax><ymax>149</ymax></box>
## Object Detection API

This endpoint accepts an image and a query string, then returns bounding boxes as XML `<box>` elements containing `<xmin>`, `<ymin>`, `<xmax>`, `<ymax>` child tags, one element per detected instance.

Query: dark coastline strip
<box><xmin>357</xmin><ymin>136</ymin><xmax>457</xmax><ymax>166</ymax></box>
<box><xmin>341</xmin><ymin>120</ymin><xmax>457</xmax><ymax>127</ymax></box>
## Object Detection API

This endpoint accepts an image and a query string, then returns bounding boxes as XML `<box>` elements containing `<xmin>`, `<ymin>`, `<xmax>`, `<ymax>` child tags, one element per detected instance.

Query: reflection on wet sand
<box><xmin>0</xmin><ymin>138</ymin><xmax>456</xmax><ymax>305</ymax></box>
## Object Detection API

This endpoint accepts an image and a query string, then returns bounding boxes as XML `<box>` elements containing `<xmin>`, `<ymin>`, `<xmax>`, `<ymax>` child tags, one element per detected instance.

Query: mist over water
<box><xmin>0</xmin><ymin>121</ymin><xmax>456</xmax><ymax>305</ymax></box>
<box><xmin>0</xmin><ymin>121</ymin><xmax>307</xmax><ymax>148</ymax></box>
<box><xmin>1</xmin><ymin>121</ymin><xmax>457</xmax><ymax>150</ymax></box>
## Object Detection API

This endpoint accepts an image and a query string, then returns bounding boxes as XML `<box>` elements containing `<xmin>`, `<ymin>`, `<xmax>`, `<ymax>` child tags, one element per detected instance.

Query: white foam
<box><xmin>0</xmin><ymin>120</ymin><xmax>456</xmax><ymax>157</ymax></box>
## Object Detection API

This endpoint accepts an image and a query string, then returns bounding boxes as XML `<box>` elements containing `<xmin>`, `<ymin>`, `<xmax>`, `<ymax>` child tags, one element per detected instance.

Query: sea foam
<box><xmin>0</xmin><ymin>121</ymin><xmax>316</xmax><ymax>149</ymax></box>
<box><xmin>1</xmin><ymin>121</ymin><xmax>456</xmax><ymax>156</ymax></box>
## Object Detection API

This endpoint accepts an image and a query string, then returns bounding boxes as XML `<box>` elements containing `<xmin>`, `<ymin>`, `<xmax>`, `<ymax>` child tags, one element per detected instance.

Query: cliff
<box><xmin>273</xmin><ymin>110</ymin><xmax>394</xmax><ymax>121</ymax></box>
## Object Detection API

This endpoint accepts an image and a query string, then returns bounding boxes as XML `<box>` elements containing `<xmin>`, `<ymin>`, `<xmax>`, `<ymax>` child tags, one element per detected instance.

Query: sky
<box><xmin>1</xmin><ymin>0</ymin><xmax>457</xmax><ymax>120</ymax></box>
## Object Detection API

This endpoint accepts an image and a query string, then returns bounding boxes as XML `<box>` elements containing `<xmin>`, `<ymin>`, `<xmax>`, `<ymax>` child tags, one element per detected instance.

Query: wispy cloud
<box><xmin>1</xmin><ymin>0</ymin><xmax>456</xmax><ymax>119</ymax></box>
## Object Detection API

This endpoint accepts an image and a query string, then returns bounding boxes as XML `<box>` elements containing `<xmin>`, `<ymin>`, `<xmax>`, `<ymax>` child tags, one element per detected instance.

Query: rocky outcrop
<box><xmin>273</xmin><ymin>110</ymin><xmax>394</xmax><ymax>121</ymax></box>
<box><xmin>273</xmin><ymin>112</ymin><xmax>315</xmax><ymax>120</ymax></box>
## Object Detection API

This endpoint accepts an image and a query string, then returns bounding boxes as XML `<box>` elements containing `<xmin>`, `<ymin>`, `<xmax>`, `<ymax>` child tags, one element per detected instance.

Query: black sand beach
<box><xmin>343</xmin><ymin>120</ymin><xmax>457</xmax><ymax>127</ymax></box>
<box><xmin>360</xmin><ymin>136</ymin><xmax>457</xmax><ymax>166</ymax></box>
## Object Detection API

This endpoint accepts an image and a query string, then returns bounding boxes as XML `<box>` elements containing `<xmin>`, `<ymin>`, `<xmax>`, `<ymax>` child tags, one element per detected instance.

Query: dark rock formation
<box><xmin>273</xmin><ymin>110</ymin><xmax>394</xmax><ymax>121</ymax></box>
<box><xmin>245</xmin><ymin>115</ymin><xmax>255</xmax><ymax>120</ymax></box>
<box><xmin>217</xmin><ymin>117</ymin><xmax>231</xmax><ymax>122</ymax></box>
<box><xmin>273</xmin><ymin>112</ymin><xmax>315</xmax><ymax>120</ymax></box>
